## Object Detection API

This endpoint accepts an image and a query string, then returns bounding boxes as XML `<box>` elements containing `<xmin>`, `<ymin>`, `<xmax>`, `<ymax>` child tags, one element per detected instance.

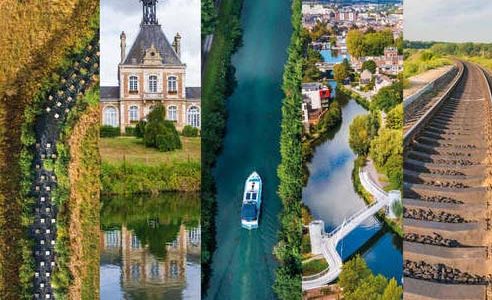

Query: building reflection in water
<box><xmin>100</xmin><ymin>224</ymin><xmax>201</xmax><ymax>297</ymax></box>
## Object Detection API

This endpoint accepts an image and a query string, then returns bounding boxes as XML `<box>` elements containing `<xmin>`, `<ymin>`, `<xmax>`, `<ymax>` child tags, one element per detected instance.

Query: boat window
<box><xmin>246</xmin><ymin>193</ymin><xmax>251</xmax><ymax>200</ymax></box>
<box><xmin>251</xmin><ymin>193</ymin><xmax>257</xmax><ymax>200</ymax></box>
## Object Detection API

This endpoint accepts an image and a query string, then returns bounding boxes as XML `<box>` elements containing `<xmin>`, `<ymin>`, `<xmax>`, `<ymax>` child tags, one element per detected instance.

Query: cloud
<box><xmin>101</xmin><ymin>0</ymin><xmax>201</xmax><ymax>87</ymax></box>
<box><xmin>404</xmin><ymin>0</ymin><xmax>492</xmax><ymax>42</ymax></box>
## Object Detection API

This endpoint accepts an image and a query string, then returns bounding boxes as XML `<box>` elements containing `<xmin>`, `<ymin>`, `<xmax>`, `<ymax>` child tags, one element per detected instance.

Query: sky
<box><xmin>405</xmin><ymin>0</ymin><xmax>492</xmax><ymax>43</ymax></box>
<box><xmin>101</xmin><ymin>0</ymin><xmax>201</xmax><ymax>87</ymax></box>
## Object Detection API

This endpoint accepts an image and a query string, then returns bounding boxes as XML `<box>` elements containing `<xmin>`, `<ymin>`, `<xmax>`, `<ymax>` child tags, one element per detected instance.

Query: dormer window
<box><xmin>168</xmin><ymin>76</ymin><xmax>177</xmax><ymax>94</ymax></box>
<box><xmin>129</xmin><ymin>76</ymin><xmax>138</xmax><ymax>93</ymax></box>
<box><xmin>149</xmin><ymin>75</ymin><xmax>158</xmax><ymax>93</ymax></box>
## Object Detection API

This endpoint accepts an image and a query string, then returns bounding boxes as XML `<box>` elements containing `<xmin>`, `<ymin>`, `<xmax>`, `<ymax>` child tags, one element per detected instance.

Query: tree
<box><xmin>369</xmin><ymin>128</ymin><xmax>402</xmax><ymax>189</ymax></box>
<box><xmin>340</xmin><ymin>256</ymin><xmax>403</xmax><ymax>300</ymax></box>
<box><xmin>386</xmin><ymin>104</ymin><xmax>403</xmax><ymax>129</ymax></box>
<box><xmin>346</xmin><ymin>29</ymin><xmax>365</xmax><ymax>58</ymax></box>
<box><xmin>362</xmin><ymin>60</ymin><xmax>377</xmax><ymax>74</ymax></box>
<box><xmin>316</xmin><ymin>101</ymin><xmax>341</xmax><ymax>133</ymax></box>
<box><xmin>372</xmin><ymin>81</ymin><xmax>403</xmax><ymax>112</ymax></box>
<box><xmin>143</xmin><ymin>104</ymin><xmax>182</xmax><ymax>152</ymax></box>
<box><xmin>339</xmin><ymin>255</ymin><xmax>372</xmax><ymax>295</ymax></box>
<box><xmin>201</xmin><ymin>0</ymin><xmax>216</xmax><ymax>37</ymax></box>
<box><xmin>334</xmin><ymin>63</ymin><xmax>349</xmax><ymax>83</ymax></box>
<box><xmin>383</xmin><ymin>278</ymin><xmax>403</xmax><ymax>300</ymax></box>
<box><xmin>349</xmin><ymin>115</ymin><xmax>371</xmax><ymax>156</ymax></box>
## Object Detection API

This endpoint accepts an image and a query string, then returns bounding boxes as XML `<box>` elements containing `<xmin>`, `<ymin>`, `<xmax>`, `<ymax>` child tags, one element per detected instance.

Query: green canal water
<box><xmin>100</xmin><ymin>193</ymin><xmax>201</xmax><ymax>299</ymax></box>
<box><xmin>205</xmin><ymin>0</ymin><xmax>292</xmax><ymax>299</ymax></box>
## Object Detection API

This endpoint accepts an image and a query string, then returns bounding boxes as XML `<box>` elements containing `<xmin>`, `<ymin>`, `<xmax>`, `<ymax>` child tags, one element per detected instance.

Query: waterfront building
<box><xmin>100</xmin><ymin>0</ymin><xmax>200</xmax><ymax>133</ymax></box>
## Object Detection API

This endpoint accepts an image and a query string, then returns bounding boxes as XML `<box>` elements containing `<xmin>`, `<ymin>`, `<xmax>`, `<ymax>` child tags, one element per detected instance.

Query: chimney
<box><xmin>120</xmin><ymin>31</ymin><xmax>126</xmax><ymax>63</ymax></box>
<box><xmin>173</xmin><ymin>32</ymin><xmax>181</xmax><ymax>58</ymax></box>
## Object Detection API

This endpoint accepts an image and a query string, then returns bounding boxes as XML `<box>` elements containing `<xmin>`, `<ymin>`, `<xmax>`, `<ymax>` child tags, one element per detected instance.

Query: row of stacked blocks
<box><xmin>31</xmin><ymin>34</ymin><xmax>99</xmax><ymax>300</ymax></box>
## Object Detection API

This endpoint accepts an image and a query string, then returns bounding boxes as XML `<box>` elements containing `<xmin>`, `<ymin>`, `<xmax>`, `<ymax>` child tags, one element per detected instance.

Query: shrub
<box><xmin>143</xmin><ymin>105</ymin><xmax>182</xmax><ymax>152</ymax></box>
<box><xmin>135</xmin><ymin>120</ymin><xmax>146</xmax><ymax>138</ymax></box>
<box><xmin>182</xmin><ymin>125</ymin><xmax>199</xmax><ymax>137</ymax></box>
<box><xmin>125</xmin><ymin>127</ymin><xmax>136</xmax><ymax>136</ymax></box>
<box><xmin>100</xmin><ymin>125</ymin><xmax>120</xmax><ymax>137</ymax></box>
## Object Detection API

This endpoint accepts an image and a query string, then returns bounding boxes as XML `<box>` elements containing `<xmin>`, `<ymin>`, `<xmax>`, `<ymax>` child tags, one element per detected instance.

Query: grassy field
<box><xmin>100</xmin><ymin>136</ymin><xmax>200</xmax><ymax>165</ymax></box>
<box><xmin>302</xmin><ymin>259</ymin><xmax>328</xmax><ymax>276</ymax></box>
<box><xmin>100</xmin><ymin>136</ymin><xmax>201</xmax><ymax>194</ymax></box>
<box><xmin>404</xmin><ymin>49</ymin><xmax>451</xmax><ymax>78</ymax></box>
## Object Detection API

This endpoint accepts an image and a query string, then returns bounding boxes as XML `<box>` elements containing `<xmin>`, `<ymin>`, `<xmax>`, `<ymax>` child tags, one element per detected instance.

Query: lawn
<box><xmin>302</xmin><ymin>258</ymin><xmax>329</xmax><ymax>276</ymax></box>
<box><xmin>100</xmin><ymin>136</ymin><xmax>200</xmax><ymax>166</ymax></box>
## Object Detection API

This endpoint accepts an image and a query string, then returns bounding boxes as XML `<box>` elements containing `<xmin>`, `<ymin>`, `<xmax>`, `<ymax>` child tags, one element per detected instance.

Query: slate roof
<box><xmin>185</xmin><ymin>87</ymin><xmax>201</xmax><ymax>100</ymax></box>
<box><xmin>123</xmin><ymin>24</ymin><xmax>182</xmax><ymax>65</ymax></box>
<box><xmin>100</xmin><ymin>86</ymin><xmax>119</xmax><ymax>100</ymax></box>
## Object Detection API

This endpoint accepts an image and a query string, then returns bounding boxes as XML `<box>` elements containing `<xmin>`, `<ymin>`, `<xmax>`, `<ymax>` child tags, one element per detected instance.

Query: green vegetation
<box><xmin>362</xmin><ymin>60</ymin><xmax>377</xmax><ymax>74</ymax></box>
<box><xmin>302</xmin><ymin>259</ymin><xmax>328</xmax><ymax>276</ymax></box>
<box><xmin>100</xmin><ymin>136</ymin><xmax>200</xmax><ymax>194</ymax></box>
<box><xmin>100</xmin><ymin>125</ymin><xmax>120</xmax><ymax>137</ymax></box>
<box><xmin>338</xmin><ymin>85</ymin><xmax>370</xmax><ymax>110</ymax></box>
<box><xmin>101</xmin><ymin>161</ymin><xmax>200</xmax><ymax>195</ymax></box>
<box><xmin>403</xmin><ymin>49</ymin><xmax>451</xmax><ymax>78</ymax></box>
<box><xmin>100</xmin><ymin>136</ymin><xmax>200</xmax><ymax>166</ymax></box>
<box><xmin>316</xmin><ymin>101</ymin><xmax>342</xmax><ymax>134</ymax></box>
<box><xmin>202</xmin><ymin>0</ymin><xmax>217</xmax><ymax>37</ymax></box>
<box><xmin>386</xmin><ymin>104</ymin><xmax>403</xmax><ymax>130</ymax></box>
<box><xmin>339</xmin><ymin>255</ymin><xmax>402</xmax><ymax>300</ymax></box>
<box><xmin>334</xmin><ymin>61</ymin><xmax>350</xmax><ymax>83</ymax></box>
<box><xmin>349</xmin><ymin>112</ymin><xmax>379</xmax><ymax>156</ymax></box>
<box><xmin>143</xmin><ymin>104</ymin><xmax>182</xmax><ymax>152</ymax></box>
<box><xmin>346</xmin><ymin>29</ymin><xmax>396</xmax><ymax>58</ymax></box>
<box><xmin>0</xmin><ymin>1</ymin><xmax>98</xmax><ymax>296</ymax></box>
<box><xmin>369</xmin><ymin>128</ymin><xmax>403</xmax><ymax>190</ymax></box>
<box><xmin>303</xmin><ymin>44</ymin><xmax>323</xmax><ymax>82</ymax></box>
<box><xmin>201</xmin><ymin>0</ymin><xmax>244</xmax><ymax>291</ymax></box>
<box><xmin>372</xmin><ymin>81</ymin><xmax>403</xmax><ymax>112</ymax></box>
<box><xmin>273</xmin><ymin>0</ymin><xmax>302</xmax><ymax>298</ymax></box>
<box><xmin>182</xmin><ymin>125</ymin><xmax>200</xmax><ymax>137</ymax></box>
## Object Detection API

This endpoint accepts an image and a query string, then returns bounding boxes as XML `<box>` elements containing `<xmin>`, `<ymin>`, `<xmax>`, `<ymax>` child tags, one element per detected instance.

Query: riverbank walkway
<box><xmin>302</xmin><ymin>169</ymin><xmax>395</xmax><ymax>290</ymax></box>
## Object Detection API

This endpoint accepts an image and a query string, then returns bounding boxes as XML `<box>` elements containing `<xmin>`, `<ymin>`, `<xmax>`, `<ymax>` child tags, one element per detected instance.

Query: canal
<box><xmin>303</xmin><ymin>99</ymin><xmax>402</xmax><ymax>282</ymax></box>
<box><xmin>205</xmin><ymin>0</ymin><xmax>292</xmax><ymax>299</ymax></box>
<box><xmin>100</xmin><ymin>193</ymin><xmax>201</xmax><ymax>299</ymax></box>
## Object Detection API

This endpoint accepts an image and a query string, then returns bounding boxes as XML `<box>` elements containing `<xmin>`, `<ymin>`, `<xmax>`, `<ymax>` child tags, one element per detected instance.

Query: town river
<box><xmin>303</xmin><ymin>99</ymin><xmax>403</xmax><ymax>282</ymax></box>
<box><xmin>99</xmin><ymin>193</ymin><xmax>201</xmax><ymax>299</ymax></box>
<box><xmin>205</xmin><ymin>0</ymin><xmax>291</xmax><ymax>299</ymax></box>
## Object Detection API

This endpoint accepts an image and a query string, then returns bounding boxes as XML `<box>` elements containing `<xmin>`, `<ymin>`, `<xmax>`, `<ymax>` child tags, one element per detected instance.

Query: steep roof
<box><xmin>123</xmin><ymin>24</ymin><xmax>182</xmax><ymax>65</ymax></box>
<box><xmin>100</xmin><ymin>86</ymin><xmax>120</xmax><ymax>100</ymax></box>
<box><xmin>185</xmin><ymin>87</ymin><xmax>201</xmax><ymax>100</ymax></box>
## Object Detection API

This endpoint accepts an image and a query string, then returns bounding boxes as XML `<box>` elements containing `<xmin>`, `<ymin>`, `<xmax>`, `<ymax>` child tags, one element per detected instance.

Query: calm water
<box><xmin>303</xmin><ymin>100</ymin><xmax>402</xmax><ymax>282</ymax></box>
<box><xmin>320</xmin><ymin>49</ymin><xmax>351</xmax><ymax>64</ymax></box>
<box><xmin>100</xmin><ymin>193</ymin><xmax>201</xmax><ymax>299</ymax></box>
<box><xmin>205</xmin><ymin>0</ymin><xmax>291</xmax><ymax>299</ymax></box>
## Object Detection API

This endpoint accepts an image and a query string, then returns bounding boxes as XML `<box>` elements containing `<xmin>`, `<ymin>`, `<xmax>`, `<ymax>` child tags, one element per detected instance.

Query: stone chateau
<box><xmin>101</xmin><ymin>0</ymin><xmax>200</xmax><ymax>133</ymax></box>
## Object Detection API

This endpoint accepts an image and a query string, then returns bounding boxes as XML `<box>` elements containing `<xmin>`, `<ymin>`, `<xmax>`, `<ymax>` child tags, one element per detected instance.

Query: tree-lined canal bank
<box><xmin>205</xmin><ymin>0</ymin><xmax>292</xmax><ymax>298</ymax></box>
<box><xmin>303</xmin><ymin>99</ymin><xmax>402</xmax><ymax>282</ymax></box>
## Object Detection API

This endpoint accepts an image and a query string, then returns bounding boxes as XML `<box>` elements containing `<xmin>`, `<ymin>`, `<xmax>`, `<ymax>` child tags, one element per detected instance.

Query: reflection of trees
<box><xmin>100</xmin><ymin>192</ymin><xmax>200</xmax><ymax>260</ymax></box>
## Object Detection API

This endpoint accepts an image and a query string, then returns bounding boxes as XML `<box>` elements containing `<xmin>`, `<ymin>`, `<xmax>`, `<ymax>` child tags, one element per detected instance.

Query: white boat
<box><xmin>240</xmin><ymin>172</ymin><xmax>262</xmax><ymax>230</ymax></box>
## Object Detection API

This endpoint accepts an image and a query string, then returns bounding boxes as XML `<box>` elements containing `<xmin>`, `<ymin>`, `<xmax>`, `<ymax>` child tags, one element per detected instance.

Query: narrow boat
<box><xmin>240</xmin><ymin>171</ymin><xmax>262</xmax><ymax>230</ymax></box>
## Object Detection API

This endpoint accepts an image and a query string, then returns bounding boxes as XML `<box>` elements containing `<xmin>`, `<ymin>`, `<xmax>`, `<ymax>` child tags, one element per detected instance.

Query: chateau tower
<box><xmin>101</xmin><ymin>0</ymin><xmax>200</xmax><ymax>133</ymax></box>
<box><xmin>141</xmin><ymin>0</ymin><xmax>158</xmax><ymax>25</ymax></box>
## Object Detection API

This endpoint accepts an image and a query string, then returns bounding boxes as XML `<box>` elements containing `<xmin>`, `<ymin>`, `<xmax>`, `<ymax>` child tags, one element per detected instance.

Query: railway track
<box><xmin>403</xmin><ymin>61</ymin><xmax>492</xmax><ymax>300</ymax></box>
<box><xmin>404</xmin><ymin>62</ymin><xmax>462</xmax><ymax>134</ymax></box>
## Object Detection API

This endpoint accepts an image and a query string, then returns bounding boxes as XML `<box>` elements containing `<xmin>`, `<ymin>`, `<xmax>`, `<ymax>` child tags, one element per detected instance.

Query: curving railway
<box><xmin>403</xmin><ymin>61</ymin><xmax>492</xmax><ymax>300</ymax></box>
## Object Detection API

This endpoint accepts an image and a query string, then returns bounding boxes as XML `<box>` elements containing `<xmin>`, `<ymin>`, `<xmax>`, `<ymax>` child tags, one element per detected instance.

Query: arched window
<box><xmin>168</xmin><ymin>76</ymin><xmax>177</xmax><ymax>93</ymax></box>
<box><xmin>167</xmin><ymin>106</ymin><xmax>177</xmax><ymax>121</ymax></box>
<box><xmin>129</xmin><ymin>106</ymin><xmax>139</xmax><ymax>122</ymax></box>
<box><xmin>149</xmin><ymin>75</ymin><xmax>158</xmax><ymax>93</ymax></box>
<box><xmin>129</xmin><ymin>76</ymin><xmax>138</xmax><ymax>93</ymax></box>
<box><xmin>186</xmin><ymin>106</ymin><xmax>200</xmax><ymax>128</ymax></box>
<box><xmin>103</xmin><ymin>107</ymin><xmax>118</xmax><ymax>127</ymax></box>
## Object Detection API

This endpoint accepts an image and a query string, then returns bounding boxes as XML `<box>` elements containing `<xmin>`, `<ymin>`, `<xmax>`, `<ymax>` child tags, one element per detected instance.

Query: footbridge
<box><xmin>302</xmin><ymin>169</ymin><xmax>400</xmax><ymax>290</ymax></box>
